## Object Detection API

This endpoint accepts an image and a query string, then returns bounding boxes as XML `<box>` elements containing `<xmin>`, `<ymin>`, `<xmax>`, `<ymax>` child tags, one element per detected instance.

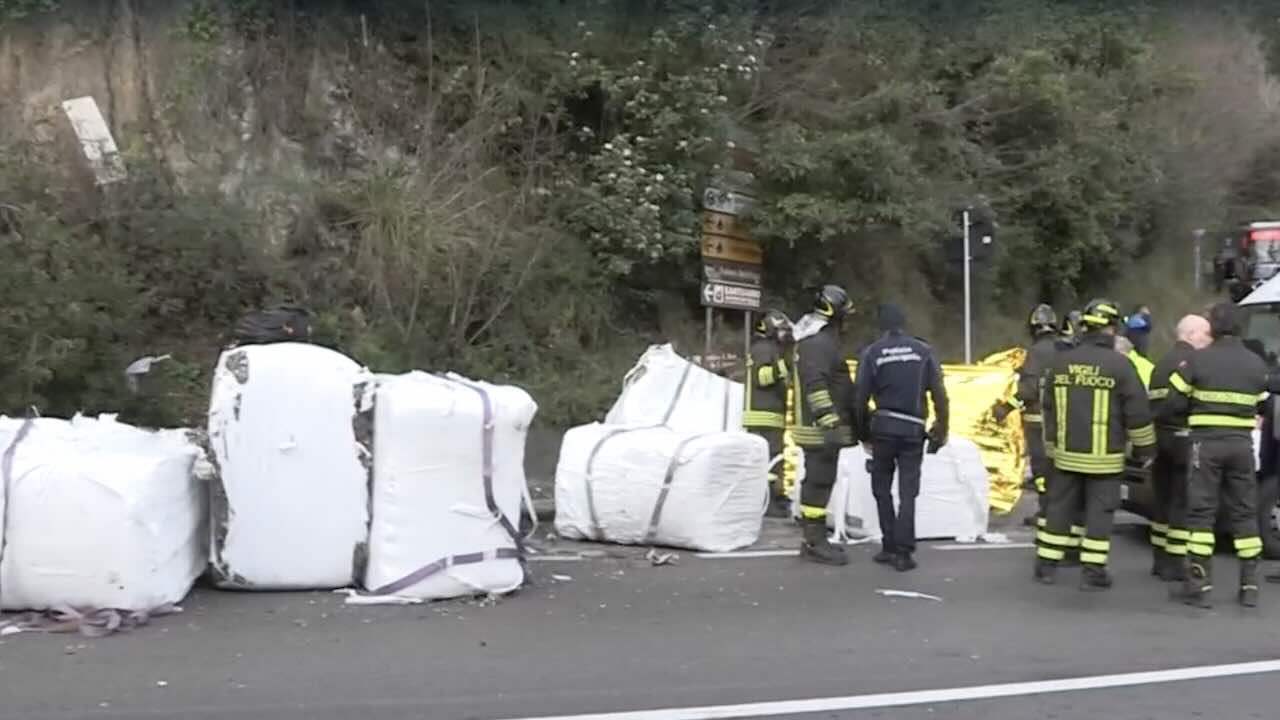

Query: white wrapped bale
<box><xmin>206</xmin><ymin>343</ymin><xmax>374</xmax><ymax>590</ymax></box>
<box><xmin>364</xmin><ymin>372</ymin><xmax>536</xmax><ymax>600</ymax></box>
<box><xmin>555</xmin><ymin>424</ymin><xmax>767</xmax><ymax>552</ymax></box>
<box><xmin>605</xmin><ymin>344</ymin><xmax>743</xmax><ymax>433</ymax></box>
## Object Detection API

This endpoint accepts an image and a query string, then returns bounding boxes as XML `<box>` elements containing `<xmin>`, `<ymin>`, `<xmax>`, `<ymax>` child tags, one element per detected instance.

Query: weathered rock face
<box><xmin>1</xmin><ymin>1</ymin><xmax>381</xmax><ymax>250</ymax></box>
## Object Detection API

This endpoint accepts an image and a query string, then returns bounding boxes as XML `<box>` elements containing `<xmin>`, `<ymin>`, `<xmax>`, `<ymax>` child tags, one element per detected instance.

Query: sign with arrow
<box><xmin>701</xmin><ymin>281</ymin><xmax>762</xmax><ymax>311</ymax></box>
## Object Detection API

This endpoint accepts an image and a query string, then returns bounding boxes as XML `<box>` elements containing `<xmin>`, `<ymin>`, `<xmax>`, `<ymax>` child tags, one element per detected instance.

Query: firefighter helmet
<box><xmin>1061</xmin><ymin>310</ymin><xmax>1082</xmax><ymax>337</ymax></box>
<box><xmin>813</xmin><ymin>285</ymin><xmax>854</xmax><ymax>320</ymax></box>
<box><xmin>1081</xmin><ymin>299</ymin><xmax>1122</xmax><ymax>330</ymax></box>
<box><xmin>1028</xmin><ymin>304</ymin><xmax>1057</xmax><ymax>336</ymax></box>
<box><xmin>754</xmin><ymin>309</ymin><xmax>794</xmax><ymax>343</ymax></box>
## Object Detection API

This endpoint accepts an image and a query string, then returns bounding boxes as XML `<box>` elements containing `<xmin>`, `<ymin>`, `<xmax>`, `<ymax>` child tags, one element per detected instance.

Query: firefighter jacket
<box><xmin>790</xmin><ymin>323</ymin><xmax>854</xmax><ymax>448</ymax></box>
<box><xmin>1013</xmin><ymin>335</ymin><xmax>1058</xmax><ymax>423</ymax></box>
<box><xmin>1162</xmin><ymin>336</ymin><xmax>1267</xmax><ymax>438</ymax></box>
<box><xmin>1127</xmin><ymin>349</ymin><xmax>1154</xmax><ymax>389</ymax></box>
<box><xmin>1042</xmin><ymin>332</ymin><xmax>1156</xmax><ymax>475</ymax></box>
<box><xmin>1148</xmin><ymin>341</ymin><xmax>1196</xmax><ymax>433</ymax></box>
<box><xmin>852</xmin><ymin>331</ymin><xmax>948</xmax><ymax>440</ymax></box>
<box><xmin>743</xmin><ymin>337</ymin><xmax>789</xmax><ymax>430</ymax></box>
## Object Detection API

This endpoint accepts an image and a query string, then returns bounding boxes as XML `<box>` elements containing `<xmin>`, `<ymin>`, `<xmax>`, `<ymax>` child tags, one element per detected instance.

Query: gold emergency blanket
<box><xmin>781</xmin><ymin>347</ymin><xmax>1027</xmax><ymax>514</ymax></box>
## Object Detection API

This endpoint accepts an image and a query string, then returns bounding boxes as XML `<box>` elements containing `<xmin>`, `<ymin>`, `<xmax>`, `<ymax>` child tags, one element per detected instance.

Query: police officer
<box><xmin>744</xmin><ymin>309</ymin><xmax>795</xmax><ymax>518</ymax></box>
<box><xmin>993</xmin><ymin>304</ymin><xmax>1059</xmax><ymax>529</ymax></box>
<box><xmin>1162</xmin><ymin>302</ymin><xmax>1268</xmax><ymax>608</ymax></box>
<box><xmin>852</xmin><ymin>304</ymin><xmax>948</xmax><ymax>572</ymax></box>
<box><xmin>790</xmin><ymin>285</ymin><xmax>856</xmax><ymax>565</ymax></box>
<box><xmin>1036</xmin><ymin>299</ymin><xmax>1156</xmax><ymax>590</ymax></box>
<box><xmin>1146</xmin><ymin>314</ymin><xmax>1212</xmax><ymax>582</ymax></box>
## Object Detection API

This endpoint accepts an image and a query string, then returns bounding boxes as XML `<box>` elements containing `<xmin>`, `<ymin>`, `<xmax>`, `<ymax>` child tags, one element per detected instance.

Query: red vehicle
<box><xmin>1218</xmin><ymin>221</ymin><xmax>1280</xmax><ymax>301</ymax></box>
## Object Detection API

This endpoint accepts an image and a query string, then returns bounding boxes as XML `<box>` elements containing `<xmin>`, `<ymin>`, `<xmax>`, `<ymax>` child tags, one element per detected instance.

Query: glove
<box><xmin>823</xmin><ymin>426</ymin><xmax>845</xmax><ymax>450</ymax></box>
<box><xmin>991</xmin><ymin>401</ymin><xmax>1014</xmax><ymax>424</ymax></box>
<box><xmin>926</xmin><ymin>427</ymin><xmax>948</xmax><ymax>455</ymax></box>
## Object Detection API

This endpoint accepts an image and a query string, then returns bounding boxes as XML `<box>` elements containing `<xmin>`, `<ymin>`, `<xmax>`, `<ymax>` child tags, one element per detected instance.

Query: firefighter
<box><xmin>1059</xmin><ymin>311</ymin><xmax>1083</xmax><ymax>349</ymax></box>
<box><xmin>790</xmin><ymin>285</ymin><xmax>857</xmax><ymax>565</ymax></box>
<box><xmin>744</xmin><ymin>309</ymin><xmax>795</xmax><ymax>518</ymax></box>
<box><xmin>851</xmin><ymin>304</ymin><xmax>948</xmax><ymax>572</ymax></box>
<box><xmin>1146</xmin><ymin>314</ymin><xmax>1212</xmax><ymax>582</ymax></box>
<box><xmin>992</xmin><ymin>304</ymin><xmax>1059</xmax><ymax>529</ymax></box>
<box><xmin>1162</xmin><ymin>302</ymin><xmax>1268</xmax><ymax>608</ymax></box>
<box><xmin>1115</xmin><ymin>335</ymin><xmax>1154</xmax><ymax>389</ymax></box>
<box><xmin>1050</xmin><ymin>308</ymin><xmax>1088</xmax><ymax>555</ymax></box>
<box><xmin>1036</xmin><ymin>299</ymin><xmax>1156</xmax><ymax>590</ymax></box>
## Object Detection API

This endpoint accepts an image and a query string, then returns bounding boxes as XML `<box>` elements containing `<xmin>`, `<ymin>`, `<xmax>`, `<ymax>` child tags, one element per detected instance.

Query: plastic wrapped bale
<box><xmin>605</xmin><ymin>345</ymin><xmax>743</xmax><ymax>432</ymax></box>
<box><xmin>827</xmin><ymin>436</ymin><xmax>990</xmax><ymax>542</ymax></box>
<box><xmin>207</xmin><ymin>343</ymin><xmax>374</xmax><ymax>590</ymax></box>
<box><xmin>555</xmin><ymin>424</ymin><xmax>768</xmax><ymax>552</ymax></box>
<box><xmin>363</xmin><ymin>372</ymin><xmax>537</xmax><ymax>600</ymax></box>
<box><xmin>0</xmin><ymin>415</ymin><xmax>206</xmax><ymax>612</ymax></box>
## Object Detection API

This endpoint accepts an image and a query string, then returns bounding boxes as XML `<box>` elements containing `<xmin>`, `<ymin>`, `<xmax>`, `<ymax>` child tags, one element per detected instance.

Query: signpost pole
<box><xmin>1193</xmin><ymin>228</ymin><xmax>1205</xmax><ymax>292</ymax></box>
<box><xmin>743</xmin><ymin>311</ymin><xmax>752</xmax><ymax>367</ymax></box>
<box><xmin>705</xmin><ymin>306</ymin><xmax>713</xmax><ymax>367</ymax></box>
<box><xmin>963</xmin><ymin>210</ymin><xmax>973</xmax><ymax>364</ymax></box>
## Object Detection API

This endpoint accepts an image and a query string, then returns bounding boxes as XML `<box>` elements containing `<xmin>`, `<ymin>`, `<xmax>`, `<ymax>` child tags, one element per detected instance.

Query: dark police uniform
<box><xmin>1039</xmin><ymin>331</ymin><xmax>1155</xmax><ymax>588</ymax></box>
<box><xmin>1147</xmin><ymin>340</ymin><xmax>1197</xmax><ymax>578</ymax></box>
<box><xmin>852</xmin><ymin>304</ymin><xmax>948</xmax><ymax>567</ymax></box>
<box><xmin>1163</xmin><ymin>327</ymin><xmax>1267</xmax><ymax>607</ymax></box>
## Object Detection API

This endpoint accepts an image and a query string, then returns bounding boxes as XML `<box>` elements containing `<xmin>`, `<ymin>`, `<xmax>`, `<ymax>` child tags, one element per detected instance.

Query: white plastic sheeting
<box><xmin>555</xmin><ymin>424</ymin><xmax>768</xmax><ymax>552</ymax></box>
<box><xmin>207</xmin><ymin>343</ymin><xmax>374</xmax><ymax>590</ymax></box>
<box><xmin>828</xmin><ymin>437</ymin><xmax>990</xmax><ymax>542</ymax></box>
<box><xmin>0</xmin><ymin>415</ymin><xmax>205</xmax><ymax>612</ymax></box>
<box><xmin>364</xmin><ymin>372</ymin><xmax>537</xmax><ymax>600</ymax></box>
<box><xmin>605</xmin><ymin>345</ymin><xmax>743</xmax><ymax>433</ymax></box>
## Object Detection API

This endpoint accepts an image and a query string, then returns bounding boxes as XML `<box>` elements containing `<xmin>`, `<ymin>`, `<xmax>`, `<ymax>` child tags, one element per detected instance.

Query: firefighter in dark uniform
<box><xmin>1037</xmin><ymin>299</ymin><xmax>1156</xmax><ymax>590</ymax></box>
<box><xmin>851</xmin><ymin>304</ymin><xmax>949</xmax><ymax>572</ymax></box>
<box><xmin>790</xmin><ymin>285</ymin><xmax>856</xmax><ymax>565</ymax></box>
<box><xmin>992</xmin><ymin>304</ymin><xmax>1059</xmax><ymax>529</ymax></box>
<box><xmin>744</xmin><ymin>309</ymin><xmax>795</xmax><ymax>518</ymax></box>
<box><xmin>1162</xmin><ymin>302</ymin><xmax>1268</xmax><ymax>608</ymax></box>
<box><xmin>1146</xmin><ymin>314</ymin><xmax>1212</xmax><ymax>582</ymax></box>
<box><xmin>1050</xmin><ymin>308</ymin><xmax>1088</xmax><ymax>555</ymax></box>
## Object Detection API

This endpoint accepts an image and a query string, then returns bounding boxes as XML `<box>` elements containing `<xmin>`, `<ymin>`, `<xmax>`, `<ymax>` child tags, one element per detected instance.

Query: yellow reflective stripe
<box><xmin>1189</xmin><ymin>531</ymin><xmax>1215</xmax><ymax>543</ymax></box>
<box><xmin>1151</xmin><ymin>523</ymin><xmax>1169</xmax><ymax>534</ymax></box>
<box><xmin>1034</xmin><ymin>475</ymin><xmax>1046</xmax><ymax>494</ymax></box>
<box><xmin>1169</xmin><ymin>372</ymin><xmax>1192</xmax><ymax>394</ymax></box>
<box><xmin>1235</xmin><ymin>536</ymin><xmax>1264</xmax><ymax>551</ymax></box>
<box><xmin>1055</xmin><ymin>386</ymin><xmax>1068</xmax><ymax>452</ymax></box>
<box><xmin>1037</xmin><ymin>546</ymin><xmax>1066</xmax><ymax>560</ymax></box>
<box><xmin>1191</xmin><ymin>389</ymin><xmax>1264</xmax><ymax>406</ymax></box>
<box><xmin>1070</xmin><ymin>525</ymin><xmax>1086</xmax><ymax>537</ymax></box>
<box><xmin>1053</xmin><ymin>450</ymin><xmax>1125</xmax><ymax>474</ymax></box>
<box><xmin>743</xmin><ymin>411</ymin><xmax>785</xmax><ymax>429</ymax></box>
<box><xmin>1080</xmin><ymin>537</ymin><xmax>1110</xmax><ymax>552</ymax></box>
<box><xmin>1188</xmin><ymin>530</ymin><xmax>1215</xmax><ymax>556</ymax></box>
<box><xmin>758</xmin><ymin>365</ymin><xmax>777</xmax><ymax>387</ymax></box>
<box><xmin>1036</xmin><ymin>516</ymin><xmax>1047</xmax><ymax>528</ymax></box>
<box><xmin>807</xmin><ymin>389</ymin><xmax>833</xmax><ymax>409</ymax></box>
<box><xmin>1092</xmin><ymin>388</ymin><xmax>1110</xmax><ymax>456</ymax></box>
<box><xmin>1166</xmin><ymin>544</ymin><xmax>1188</xmax><ymax>556</ymax></box>
<box><xmin>790</xmin><ymin>427</ymin><xmax>824</xmax><ymax>445</ymax></box>
<box><xmin>816</xmin><ymin>413</ymin><xmax>839</xmax><ymax>429</ymax></box>
<box><xmin>1009</xmin><ymin>396</ymin><xmax>1025</xmax><ymax>410</ymax></box>
<box><xmin>1037</xmin><ymin>530</ymin><xmax>1074</xmax><ymax>546</ymax></box>
<box><xmin>1168</xmin><ymin>528</ymin><xmax>1190</xmax><ymax>541</ymax></box>
<box><xmin>776</xmin><ymin>360</ymin><xmax>790</xmax><ymax>382</ymax></box>
<box><xmin>799</xmin><ymin>504</ymin><xmax>827</xmax><ymax>520</ymax></box>
<box><xmin>1023</xmin><ymin>413</ymin><xmax>1042</xmax><ymax>423</ymax></box>
<box><xmin>1127</xmin><ymin>423</ymin><xmax>1155</xmax><ymax>447</ymax></box>
<box><xmin>1080</xmin><ymin>552</ymin><xmax>1108</xmax><ymax>565</ymax></box>
<box><xmin>1148</xmin><ymin>387</ymin><xmax>1169</xmax><ymax>401</ymax></box>
<box><xmin>1150</xmin><ymin>535</ymin><xmax>1168</xmax><ymax>548</ymax></box>
<box><xmin>1188</xmin><ymin>415</ymin><xmax>1256</xmax><ymax>428</ymax></box>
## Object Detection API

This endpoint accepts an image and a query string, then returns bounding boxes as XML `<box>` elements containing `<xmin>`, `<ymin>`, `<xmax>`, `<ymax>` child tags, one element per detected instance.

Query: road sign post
<box><xmin>1193</xmin><ymin>228</ymin><xmax>1205</xmax><ymax>292</ymax></box>
<box><xmin>963</xmin><ymin>210</ymin><xmax>972</xmax><ymax>364</ymax></box>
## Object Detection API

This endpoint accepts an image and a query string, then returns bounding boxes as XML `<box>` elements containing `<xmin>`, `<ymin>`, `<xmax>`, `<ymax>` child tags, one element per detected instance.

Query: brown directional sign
<box><xmin>700</xmin><ymin>234</ymin><xmax>763</xmax><ymax>265</ymax></box>
<box><xmin>701</xmin><ymin>210</ymin><xmax>751</xmax><ymax>242</ymax></box>
<box><xmin>703</xmin><ymin>258</ymin><xmax>762</xmax><ymax>287</ymax></box>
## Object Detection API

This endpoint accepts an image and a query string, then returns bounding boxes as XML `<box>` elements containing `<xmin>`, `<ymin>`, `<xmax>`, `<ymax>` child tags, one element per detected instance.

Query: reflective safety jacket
<box><xmin>1042</xmin><ymin>332</ymin><xmax>1156</xmax><ymax>474</ymax></box>
<box><xmin>1148</xmin><ymin>341</ymin><xmax>1196</xmax><ymax>433</ymax></box>
<box><xmin>1013</xmin><ymin>335</ymin><xmax>1058</xmax><ymax>423</ymax></box>
<box><xmin>1127</xmin><ymin>349</ymin><xmax>1154</xmax><ymax>389</ymax></box>
<box><xmin>743</xmin><ymin>337</ymin><xmax>789</xmax><ymax>430</ymax></box>
<box><xmin>1162</xmin><ymin>336</ymin><xmax>1267</xmax><ymax>438</ymax></box>
<box><xmin>790</xmin><ymin>324</ymin><xmax>854</xmax><ymax>448</ymax></box>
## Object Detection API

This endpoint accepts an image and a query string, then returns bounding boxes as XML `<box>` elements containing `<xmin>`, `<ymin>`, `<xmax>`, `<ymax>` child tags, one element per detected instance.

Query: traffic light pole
<box><xmin>963</xmin><ymin>210</ymin><xmax>973</xmax><ymax>364</ymax></box>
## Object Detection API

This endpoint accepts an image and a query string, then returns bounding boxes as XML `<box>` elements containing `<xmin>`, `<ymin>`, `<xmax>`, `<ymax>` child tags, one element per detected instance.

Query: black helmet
<box><xmin>1029</xmin><ymin>304</ymin><xmax>1057</xmax><ymax>336</ymax></box>
<box><xmin>754</xmin><ymin>309</ymin><xmax>794</xmax><ymax>343</ymax></box>
<box><xmin>1060</xmin><ymin>310</ymin><xmax>1082</xmax><ymax>337</ymax></box>
<box><xmin>1081</xmin><ymin>298</ymin><xmax>1122</xmax><ymax>330</ymax></box>
<box><xmin>813</xmin><ymin>284</ymin><xmax>854</xmax><ymax>320</ymax></box>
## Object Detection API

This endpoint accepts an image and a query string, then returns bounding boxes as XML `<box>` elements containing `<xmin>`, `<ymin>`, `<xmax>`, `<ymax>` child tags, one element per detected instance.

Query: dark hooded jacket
<box><xmin>852</xmin><ymin>304</ymin><xmax>949</xmax><ymax>440</ymax></box>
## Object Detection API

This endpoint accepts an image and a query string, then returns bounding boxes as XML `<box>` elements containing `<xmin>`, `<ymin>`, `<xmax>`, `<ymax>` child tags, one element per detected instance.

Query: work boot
<box><xmin>1240</xmin><ymin>559</ymin><xmax>1260</xmax><ymax>608</ymax></box>
<box><xmin>873</xmin><ymin>545</ymin><xmax>896</xmax><ymax>565</ymax></box>
<box><xmin>1080</xmin><ymin>565</ymin><xmax>1113</xmax><ymax>592</ymax></box>
<box><xmin>1180</xmin><ymin>557</ymin><xmax>1213</xmax><ymax>609</ymax></box>
<box><xmin>1034</xmin><ymin>559</ymin><xmax>1058</xmax><ymax>585</ymax></box>
<box><xmin>893</xmin><ymin>551</ymin><xmax>918</xmax><ymax>572</ymax></box>
<box><xmin>799</xmin><ymin>518</ymin><xmax>848</xmax><ymax>566</ymax></box>
<box><xmin>1161</xmin><ymin>554</ymin><xmax>1187</xmax><ymax>583</ymax></box>
<box><xmin>765</xmin><ymin>491</ymin><xmax>791</xmax><ymax>519</ymax></box>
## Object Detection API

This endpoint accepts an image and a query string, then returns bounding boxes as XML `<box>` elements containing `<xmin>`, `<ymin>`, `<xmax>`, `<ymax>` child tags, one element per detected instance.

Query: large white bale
<box><xmin>605</xmin><ymin>345</ymin><xmax>743</xmax><ymax>432</ymax></box>
<box><xmin>555</xmin><ymin>424</ymin><xmax>768</xmax><ymax>552</ymax></box>
<box><xmin>828</xmin><ymin>437</ymin><xmax>989</xmax><ymax>542</ymax></box>
<box><xmin>0</xmin><ymin>415</ymin><xmax>205</xmax><ymax>612</ymax></box>
<box><xmin>207</xmin><ymin>343</ymin><xmax>373</xmax><ymax>590</ymax></box>
<box><xmin>364</xmin><ymin>372</ymin><xmax>537</xmax><ymax>600</ymax></box>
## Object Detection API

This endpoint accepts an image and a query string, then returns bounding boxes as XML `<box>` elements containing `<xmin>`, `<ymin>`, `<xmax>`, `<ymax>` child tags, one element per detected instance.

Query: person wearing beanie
<box><xmin>851</xmin><ymin>303</ymin><xmax>949</xmax><ymax>572</ymax></box>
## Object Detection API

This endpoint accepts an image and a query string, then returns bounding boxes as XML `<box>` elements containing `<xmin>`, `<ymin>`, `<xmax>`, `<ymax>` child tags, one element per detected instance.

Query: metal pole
<box><xmin>743</xmin><ymin>311</ymin><xmax>752</xmax><ymax>365</ymax></box>
<box><xmin>705</xmin><ymin>306</ymin><xmax>713</xmax><ymax>367</ymax></box>
<box><xmin>1193</xmin><ymin>228</ymin><xmax>1205</xmax><ymax>292</ymax></box>
<box><xmin>963</xmin><ymin>210</ymin><xmax>972</xmax><ymax>364</ymax></box>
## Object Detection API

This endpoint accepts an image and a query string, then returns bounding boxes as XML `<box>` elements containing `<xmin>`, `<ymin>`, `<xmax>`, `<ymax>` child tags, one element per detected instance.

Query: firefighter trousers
<box><xmin>1024</xmin><ymin>420</ymin><xmax>1051</xmax><ymax>525</ymax></box>
<box><xmin>869</xmin><ymin>434</ymin><xmax>924</xmax><ymax>553</ymax></box>
<box><xmin>799</xmin><ymin>447</ymin><xmax>839</xmax><ymax>520</ymax></box>
<box><xmin>1037</xmin><ymin>470</ymin><xmax>1121</xmax><ymax>567</ymax></box>
<box><xmin>1186</xmin><ymin>435</ymin><xmax>1262</xmax><ymax>561</ymax></box>
<box><xmin>1152</xmin><ymin>431</ymin><xmax>1190</xmax><ymax>558</ymax></box>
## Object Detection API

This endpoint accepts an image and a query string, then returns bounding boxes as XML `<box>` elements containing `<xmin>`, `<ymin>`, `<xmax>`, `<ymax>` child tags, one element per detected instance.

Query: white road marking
<box><xmin>494</xmin><ymin>659</ymin><xmax>1280</xmax><ymax>720</ymax></box>
<box><xmin>934</xmin><ymin>542</ymin><xmax>1036</xmax><ymax>551</ymax></box>
<box><xmin>528</xmin><ymin>555</ymin><xmax>587</xmax><ymax>563</ymax></box>
<box><xmin>694</xmin><ymin>550</ymin><xmax>797</xmax><ymax>559</ymax></box>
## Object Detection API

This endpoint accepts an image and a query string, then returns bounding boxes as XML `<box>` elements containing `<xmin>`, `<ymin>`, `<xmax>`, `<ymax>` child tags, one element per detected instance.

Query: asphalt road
<box><xmin>3</xmin><ymin>518</ymin><xmax>1280</xmax><ymax>720</ymax></box>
